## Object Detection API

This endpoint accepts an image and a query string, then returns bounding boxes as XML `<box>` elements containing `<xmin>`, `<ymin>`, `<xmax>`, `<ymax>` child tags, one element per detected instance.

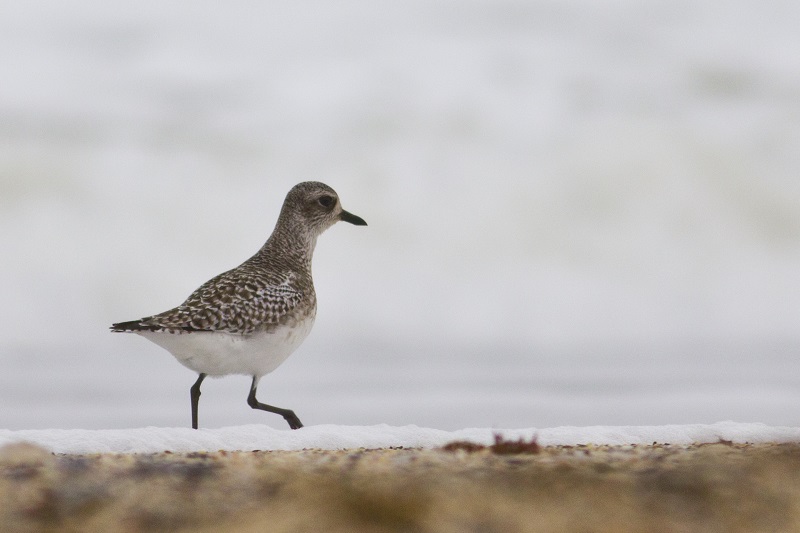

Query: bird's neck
<box><xmin>257</xmin><ymin>223</ymin><xmax>318</xmax><ymax>274</ymax></box>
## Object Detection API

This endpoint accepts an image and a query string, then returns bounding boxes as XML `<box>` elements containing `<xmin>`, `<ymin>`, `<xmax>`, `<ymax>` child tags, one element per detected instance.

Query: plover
<box><xmin>111</xmin><ymin>181</ymin><xmax>367</xmax><ymax>430</ymax></box>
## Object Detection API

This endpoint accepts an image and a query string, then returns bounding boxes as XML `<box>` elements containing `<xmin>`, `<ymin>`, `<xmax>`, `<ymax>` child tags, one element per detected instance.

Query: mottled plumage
<box><xmin>112</xmin><ymin>262</ymin><xmax>310</xmax><ymax>335</ymax></box>
<box><xmin>111</xmin><ymin>181</ymin><xmax>367</xmax><ymax>429</ymax></box>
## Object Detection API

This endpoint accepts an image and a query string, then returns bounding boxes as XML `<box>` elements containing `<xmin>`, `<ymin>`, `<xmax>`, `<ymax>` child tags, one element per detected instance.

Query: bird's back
<box><xmin>112</xmin><ymin>249</ymin><xmax>316</xmax><ymax>336</ymax></box>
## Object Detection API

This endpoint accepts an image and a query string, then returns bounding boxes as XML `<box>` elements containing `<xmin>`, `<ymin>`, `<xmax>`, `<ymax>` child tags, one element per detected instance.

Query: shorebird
<box><xmin>111</xmin><ymin>181</ymin><xmax>367</xmax><ymax>429</ymax></box>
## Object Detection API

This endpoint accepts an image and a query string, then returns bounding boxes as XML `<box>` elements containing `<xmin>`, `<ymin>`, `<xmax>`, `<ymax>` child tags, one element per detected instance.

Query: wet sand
<box><xmin>2</xmin><ymin>439</ymin><xmax>800</xmax><ymax>532</ymax></box>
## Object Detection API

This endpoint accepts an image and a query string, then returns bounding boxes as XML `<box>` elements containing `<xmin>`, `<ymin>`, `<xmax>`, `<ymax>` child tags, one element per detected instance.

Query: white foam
<box><xmin>1</xmin><ymin>422</ymin><xmax>797</xmax><ymax>455</ymax></box>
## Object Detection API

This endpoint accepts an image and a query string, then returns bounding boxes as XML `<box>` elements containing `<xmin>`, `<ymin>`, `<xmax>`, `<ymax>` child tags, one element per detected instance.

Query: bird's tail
<box><xmin>110</xmin><ymin>320</ymin><xmax>149</xmax><ymax>332</ymax></box>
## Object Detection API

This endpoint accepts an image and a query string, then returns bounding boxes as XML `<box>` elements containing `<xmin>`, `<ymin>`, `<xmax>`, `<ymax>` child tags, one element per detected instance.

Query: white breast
<box><xmin>137</xmin><ymin>316</ymin><xmax>315</xmax><ymax>377</ymax></box>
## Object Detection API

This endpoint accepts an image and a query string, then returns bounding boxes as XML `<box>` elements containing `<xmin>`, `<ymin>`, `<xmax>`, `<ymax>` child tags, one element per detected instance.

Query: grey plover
<box><xmin>111</xmin><ymin>181</ymin><xmax>367</xmax><ymax>429</ymax></box>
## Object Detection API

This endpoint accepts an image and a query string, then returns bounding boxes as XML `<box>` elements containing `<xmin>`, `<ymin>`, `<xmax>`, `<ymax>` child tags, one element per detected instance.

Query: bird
<box><xmin>111</xmin><ymin>181</ymin><xmax>367</xmax><ymax>430</ymax></box>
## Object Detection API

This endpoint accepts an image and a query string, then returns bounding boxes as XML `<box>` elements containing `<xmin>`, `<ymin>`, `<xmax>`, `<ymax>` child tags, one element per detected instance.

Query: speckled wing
<box><xmin>111</xmin><ymin>266</ymin><xmax>307</xmax><ymax>335</ymax></box>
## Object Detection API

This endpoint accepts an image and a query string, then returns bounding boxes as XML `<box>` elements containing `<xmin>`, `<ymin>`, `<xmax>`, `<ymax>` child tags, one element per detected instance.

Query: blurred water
<box><xmin>1</xmin><ymin>1</ymin><xmax>799</xmax><ymax>430</ymax></box>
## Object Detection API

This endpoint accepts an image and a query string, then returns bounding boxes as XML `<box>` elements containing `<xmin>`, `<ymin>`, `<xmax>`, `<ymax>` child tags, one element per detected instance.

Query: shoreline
<box><xmin>2</xmin><ymin>441</ymin><xmax>799</xmax><ymax>532</ymax></box>
<box><xmin>3</xmin><ymin>420</ymin><xmax>799</xmax><ymax>454</ymax></box>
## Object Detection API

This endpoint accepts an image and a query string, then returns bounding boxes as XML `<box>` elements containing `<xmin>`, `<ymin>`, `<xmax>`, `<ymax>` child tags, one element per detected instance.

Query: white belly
<box><xmin>137</xmin><ymin>318</ymin><xmax>315</xmax><ymax>377</ymax></box>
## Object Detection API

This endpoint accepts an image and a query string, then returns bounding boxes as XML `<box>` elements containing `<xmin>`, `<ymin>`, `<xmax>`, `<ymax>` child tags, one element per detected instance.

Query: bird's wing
<box><xmin>111</xmin><ymin>267</ymin><xmax>306</xmax><ymax>335</ymax></box>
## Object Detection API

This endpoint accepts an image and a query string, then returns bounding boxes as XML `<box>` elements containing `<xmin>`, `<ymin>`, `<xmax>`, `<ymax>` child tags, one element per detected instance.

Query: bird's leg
<box><xmin>247</xmin><ymin>376</ymin><xmax>303</xmax><ymax>429</ymax></box>
<box><xmin>190</xmin><ymin>373</ymin><xmax>207</xmax><ymax>430</ymax></box>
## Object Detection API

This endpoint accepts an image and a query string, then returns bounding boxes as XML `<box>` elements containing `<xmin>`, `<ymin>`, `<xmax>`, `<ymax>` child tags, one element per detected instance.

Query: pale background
<box><xmin>1</xmin><ymin>1</ymin><xmax>799</xmax><ymax>430</ymax></box>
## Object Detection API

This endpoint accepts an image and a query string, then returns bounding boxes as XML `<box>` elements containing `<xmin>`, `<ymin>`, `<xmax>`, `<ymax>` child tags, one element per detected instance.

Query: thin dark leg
<box><xmin>190</xmin><ymin>373</ymin><xmax>207</xmax><ymax>430</ymax></box>
<box><xmin>247</xmin><ymin>376</ymin><xmax>303</xmax><ymax>429</ymax></box>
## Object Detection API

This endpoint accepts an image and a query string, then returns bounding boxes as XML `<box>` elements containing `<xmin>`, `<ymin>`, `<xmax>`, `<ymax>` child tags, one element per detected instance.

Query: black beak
<box><xmin>340</xmin><ymin>210</ymin><xmax>367</xmax><ymax>226</ymax></box>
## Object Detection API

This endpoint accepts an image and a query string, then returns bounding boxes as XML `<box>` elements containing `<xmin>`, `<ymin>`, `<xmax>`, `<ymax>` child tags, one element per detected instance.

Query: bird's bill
<box><xmin>339</xmin><ymin>210</ymin><xmax>368</xmax><ymax>226</ymax></box>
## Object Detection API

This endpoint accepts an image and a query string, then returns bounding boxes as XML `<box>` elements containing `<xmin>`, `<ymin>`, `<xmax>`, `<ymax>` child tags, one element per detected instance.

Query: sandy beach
<box><xmin>2</xmin><ymin>439</ymin><xmax>799</xmax><ymax>532</ymax></box>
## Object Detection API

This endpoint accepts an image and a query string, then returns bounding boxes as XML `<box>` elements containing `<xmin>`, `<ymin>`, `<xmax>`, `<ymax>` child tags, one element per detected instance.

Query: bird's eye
<box><xmin>318</xmin><ymin>195</ymin><xmax>335</xmax><ymax>208</ymax></box>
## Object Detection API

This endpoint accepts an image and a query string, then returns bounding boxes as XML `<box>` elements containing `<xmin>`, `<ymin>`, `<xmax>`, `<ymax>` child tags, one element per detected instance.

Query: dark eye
<box><xmin>318</xmin><ymin>195</ymin><xmax>335</xmax><ymax>208</ymax></box>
